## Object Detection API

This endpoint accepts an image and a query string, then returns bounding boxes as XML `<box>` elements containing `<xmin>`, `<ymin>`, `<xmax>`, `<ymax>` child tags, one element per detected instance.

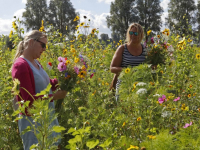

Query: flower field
<box><xmin>1</xmin><ymin>18</ymin><xmax>200</xmax><ymax>150</ymax></box>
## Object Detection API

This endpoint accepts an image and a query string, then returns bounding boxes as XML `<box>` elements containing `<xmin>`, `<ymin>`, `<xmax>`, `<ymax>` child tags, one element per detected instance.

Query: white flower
<box><xmin>153</xmin><ymin>94</ymin><xmax>161</xmax><ymax>97</ymax></box>
<box><xmin>136</xmin><ymin>82</ymin><xmax>147</xmax><ymax>87</ymax></box>
<box><xmin>54</xmin><ymin>43</ymin><xmax>64</xmax><ymax>48</ymax></box>
<box><xmin>20</xmin><ymin>100</ymin><xmax>24</xmax><ymax>104</ymax></box>
<box><xmin>161</xmin><ymin>111</ymin><xmax>172</xmax><ymax>118</ymax></box>
<box><xmin>167</xmin><ymin>45</ymin><xmax>174</xmax><ymax>52</ymax></box>
<box><xmin>136</xmin><ymin>88</ymin><xmax>147</xmax><ymax>95</ymax></box>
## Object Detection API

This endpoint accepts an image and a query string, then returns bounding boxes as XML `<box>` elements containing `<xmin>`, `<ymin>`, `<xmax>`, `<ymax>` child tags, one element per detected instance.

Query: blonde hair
<box><xmin>125</xmin><ymin>23</ymin><xmax>144</xmax><ymax>43</ymax></box>
<box><xmin>13</xmin><ymin>30</ymin><xmax>47</xmax><ymax>62</ymax></box>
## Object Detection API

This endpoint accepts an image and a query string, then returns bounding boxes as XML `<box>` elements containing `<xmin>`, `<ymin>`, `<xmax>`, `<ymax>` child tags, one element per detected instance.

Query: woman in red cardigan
<box><xmin>12</xmin><ymin>30</ymin><xmax>66</xmax><ymax>149</ymax></box>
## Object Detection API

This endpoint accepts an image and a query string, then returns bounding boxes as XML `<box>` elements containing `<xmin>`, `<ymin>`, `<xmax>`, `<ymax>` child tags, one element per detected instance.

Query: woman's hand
<box><xmin>53</xmin><ymin>90</ymin><xmax>67</xmax><ymax>100</ymax></box>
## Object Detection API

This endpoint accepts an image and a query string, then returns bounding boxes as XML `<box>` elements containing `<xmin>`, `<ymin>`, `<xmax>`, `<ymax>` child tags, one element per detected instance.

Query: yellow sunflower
<box><xmin>181</xmin><ymin>104</ymin><xmax>189</xmax><ymax>111</ymax></box>
<box><xmin>65</xmin><ymin>60</ymin><xmax>70</xmax><ymax>65</ymax></box>
<box><xmin>125</xmin><ymin>68</ymin><xmax>130</xmax><ymax>73</ymax></box>
<box><xmin>74</xmin><ymin>57</ymin><xmax>79</xmax><ymax>63</ymax></box>
<box><xmin>137</xmin><ymin>117</ymin><xmax>141</xmax><ymax>121</ymax></box>
<box><xmin>80</xmin><ymin>22</ymin><xmax>85</xmax><ymax>26</ymax></box>
<box><xmin>147</xmin><ymin>135</ymin><xmax>156</xmax><ymax>139</ymax></box>
<box><xmin>196</xmin><ymin>54</ymin><xmax>200</xmax><ymax>59</ymax></box>
<box><xmin>91</xmin><ymin>28</ymin><xmax>96</xmax><ymax>34</ymax></box>
<box><xmin>78</xmin><ymin>71</ymin><xmax>86</xmax><ymax>78</ymax></box>
<box><xmin>147</xmin><ymin>30</ymin><xmax>152</xmax><ymax>36</ymax></box>
<box><xmin>73</xmin><ymin>16</ymin><xmax>80</xmax><ymax>21</ymax></box>
<box><xmin>157</xmin><ymin>35</ymin><xmax>160</xmax><ymax>38</ymax></box>
<box><xmin>127</xmin><ymin>145</ymin><xmax>139</xmax><ymax>150</ymax></box>
<box><xmin>188</xmin><ymin>94</ymin><xmax>191</xmax><ymax>98</ymax></box>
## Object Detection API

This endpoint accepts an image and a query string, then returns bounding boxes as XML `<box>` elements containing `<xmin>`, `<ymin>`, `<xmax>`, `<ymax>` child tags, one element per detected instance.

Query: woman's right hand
<box><xmin>53</xmin><ymin>90</ymin><xmax>67</xmax><ymax>100</ymax></box>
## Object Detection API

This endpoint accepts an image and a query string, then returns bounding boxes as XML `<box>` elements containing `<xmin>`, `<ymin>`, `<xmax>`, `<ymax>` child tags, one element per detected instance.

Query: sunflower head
<box><xmin>78</xmin><ymin>71</ymin><xmax>86</xmax><ymax>78</ymax></box>
<box><xmin>196</xmin><ymin>54</ymin><xmax>200</xmax><ymax>59</ymax></box>
<box><xmin>125</xmin><ymin>68</ymin><xmax>130</xmax><ymax>73</ymax></box>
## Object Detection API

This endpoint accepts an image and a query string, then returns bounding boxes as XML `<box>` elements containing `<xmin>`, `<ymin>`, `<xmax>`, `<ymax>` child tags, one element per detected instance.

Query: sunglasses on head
<box><xmin>129</xmin><ymin>31</ymin><xmax>138</xmax><ymax>36</ymax></box>
<box><xmin>35</xmin><ymin>39</ymin><xmax>46</xmax><ymax>48</ymax></box>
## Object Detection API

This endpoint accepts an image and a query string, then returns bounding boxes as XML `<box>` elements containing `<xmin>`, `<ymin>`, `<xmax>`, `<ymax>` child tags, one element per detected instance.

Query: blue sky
<box><xmin>0</xmin><ymin>0</ymin><xmax>197</xmax><ymax>37</ymax></box>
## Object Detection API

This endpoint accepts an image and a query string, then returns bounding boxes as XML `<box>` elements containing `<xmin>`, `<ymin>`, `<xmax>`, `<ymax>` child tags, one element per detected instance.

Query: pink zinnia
<box><xmin>57</xmin><ymin>62</ymin><xmax>66</xmax><ymax>72</ymax></box>
<box><xmin>173</xmin><ymin>97</ymin><xmax>180</xmax><ymax>102</ymax></box>
<box><xmin>158</xmin><ymin>95</ymin><xmax>166</xmax><ymax>104</ymax></box>
<box><xmin>151</xmin><ymin>37</ymin><xmax>154</xmax><ymax>44</ymax></box>
<box><xmin>58</xmin><ymin>57</ymin><xmax>65</xmax><ymax>62</ymax></box>
<box><xmin>74</xmin><ymin>66</ymin><xmax>79</xmax><ymax>74</ymax></box>
<box><xmin>183</xmin><ymin>122</ymin><xmax>192</xmax><ymax>128</ymax></box>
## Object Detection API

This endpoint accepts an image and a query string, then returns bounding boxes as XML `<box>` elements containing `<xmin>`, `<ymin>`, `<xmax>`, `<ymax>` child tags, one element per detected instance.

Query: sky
<box><xmin>0</xmin><ymin>0</ymin><xmax>198</xmax><ymax>37</ymax></box>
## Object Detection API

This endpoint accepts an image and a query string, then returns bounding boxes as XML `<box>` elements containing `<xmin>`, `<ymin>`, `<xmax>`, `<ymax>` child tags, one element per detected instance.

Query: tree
<box><xmin>106</xmin><ymin>0</ymin><xmax>139</xmax><ymax>40</ymax></box>
<box><xmin>165</xmin><ymin>0</ymin><xmax>196</xmax><ymax>36</ymax></box>
<box><xmin>22</xmin><ymin>0</ymin><xmax>47</xmax><ymax>31</ymax></box>
<box><xmin>136</xmin><ymin>0</ymin><xmax>163</xmax><ymax>40</ymax></box>
<box><xmin>100</xmin><ymin>33</ymin><xmax>109</xmax><ymax>42</ymax></box>
<box><xmin>47</xmin><ymin>0</ymin><xmax>79</xmax><ymax>36</ymax></box>
<box><xmin>197</xmin><ymin>1</ymin><xmax>200</xmax><ymax>41</ymax></box>
<box><xmin>111</xmin><ymin>32</ymin><xmax>121</xmax><ymax>43</ymax></box>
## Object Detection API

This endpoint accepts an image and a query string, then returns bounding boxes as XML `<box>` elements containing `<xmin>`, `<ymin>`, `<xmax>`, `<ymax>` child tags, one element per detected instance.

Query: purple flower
<box><xmin>183</xmin><ymin>122</ymin><xmax>192</xmax><ymax>128</ymax></box>
<box><xmin>74</xmin><ymin>66</ymin><xmax>79</xmax><ymax>74</ymax></box>
<box><xmin>79</xmin><ymin>54</ymin><xmax>83</xmax><ymax>58</ymax></box>
<box><xmin>151</xmin><ymin>37</ymin><xmax>154</xmax><ymax>44</ymax></box>
<box><xmin>173</xmin><ymin>97</ymin><xmax>180</xmax><ymax>102</ymax></box>
<box><xmin>158</xmin><ymin>95</ymin><xmax>166</xmax><ymax>104</ymax></box>
<box><xmin>57</xmin><ymin>62</ymin><xmax>66</xmax><ymax>72</ymax></box>
<box><xmin>58</xmin><ymin>57</ymin><xmax>65</xmax><ymax>62</ymax></box>
<box><xmin>65</xmin><ymin>72</ymin><xmax>68</xmax><ymax>77</ymax></box>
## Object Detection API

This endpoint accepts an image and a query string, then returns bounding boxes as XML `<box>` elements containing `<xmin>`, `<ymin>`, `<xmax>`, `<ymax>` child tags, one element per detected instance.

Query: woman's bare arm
<box><xmin>110</xmin><ymin>45</ymin><xmax>124</xmax><ymax>74</ymax></box>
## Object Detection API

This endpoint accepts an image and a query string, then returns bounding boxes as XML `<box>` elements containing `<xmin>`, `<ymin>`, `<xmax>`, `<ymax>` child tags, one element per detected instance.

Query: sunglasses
<box><xmin>129</xmin><ymin>31</ymin><xmax>138</xmax><ymax>36</ymax></box>
<box><xmin>35</xmin><ymin>39</ymin><xmax>46</xmax><ymax>48</ymax></box>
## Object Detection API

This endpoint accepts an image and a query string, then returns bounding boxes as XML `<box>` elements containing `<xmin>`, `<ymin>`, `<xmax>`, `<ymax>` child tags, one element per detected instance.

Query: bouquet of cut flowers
<box><xmin>55</xmin><ymin>54</ymin><xmax>89</xmax><ymax>92</ymax></box>
<box><xmin>145</xmin><ymin>29</ymin><xmax>172</xmax><ymax>66</ymax></box>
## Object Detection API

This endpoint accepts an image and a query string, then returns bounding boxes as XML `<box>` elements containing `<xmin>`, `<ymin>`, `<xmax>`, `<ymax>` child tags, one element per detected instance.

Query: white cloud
<box><xmin>21</xmin><ymin>0</ymin><xmax>50</xmax><ymax>5</ymax></box>
<box><xmin>0</xmin><ymin>9</ymin><xmax>26</xmax><ymax>35</ymax></box>
<box><xmin>13</xmin><ymin>9</ymin><xmax>26</xmax><ymax>21</ymax></box>
<box><xmin>22</xmin><ymin>0</ymin><xmax>27</xmax><ymax>4</ymax></box>
<box><xmin>160</xmin><ymin>0</ymin><xmax>170</xmax><ymax>12</ymax></box>
<box><xmin>76</xmin><ymin>9</ymin><xmax>111</xmax><ymax>38</ymax></box>
<box><xmin>0</xmin><ymin>18</ymin><xmax>12</xmax><ymax>35</ymax></box>
<box><xmin>98</xmin><ymin>0</ymin><xmax>114</xmax><ymax>4</ymax></box>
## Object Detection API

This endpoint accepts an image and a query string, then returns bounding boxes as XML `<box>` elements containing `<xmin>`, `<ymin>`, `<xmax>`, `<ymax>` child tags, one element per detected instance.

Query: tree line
<box><xmin>7</xmin><ymin>0</ymin><xmax>200</xmax><ymax>46</ymax></box>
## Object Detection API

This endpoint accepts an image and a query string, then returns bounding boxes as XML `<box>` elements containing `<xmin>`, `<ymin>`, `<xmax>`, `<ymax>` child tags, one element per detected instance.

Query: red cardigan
<box><xmin>12</xmin><ymin>57</ymin><xmax>58</xmax><ymax>115</ymax></box>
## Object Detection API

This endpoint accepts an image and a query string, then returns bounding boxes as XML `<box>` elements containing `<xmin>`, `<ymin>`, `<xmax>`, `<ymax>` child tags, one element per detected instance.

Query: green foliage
<box><xmin>1</xmin><ymin>16</ymin><xmax>200</xmax><ymax>149</ymax></box>
<box><xmin>106</xmin><ymin>0</ymin><xmax>138</xmax><ymax>39</ymax></box>
<box><xmin>23</xmin><ymin>0</ymin><xmax>47</xmax><ymax>31</ymax></box>
<box><xmin>47</xmin><ymin>0</ymin><xmax>79</xmax><ymax>36</ymax></box>
<box><xmin>165</xmin><ymin>0</ymin><xmax>196</xmax><ymax>36</ymax></box>
<box><xmin>136</xmin><ymin>0</ymin><xmax>163</xmax><ymax>40</ymax></box>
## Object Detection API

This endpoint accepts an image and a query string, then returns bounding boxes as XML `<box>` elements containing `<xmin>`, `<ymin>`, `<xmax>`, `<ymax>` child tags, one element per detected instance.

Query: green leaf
<box><xmin>99</xmin><ymin>138</ymin><xmax>112</xmax><ymax>148</ymax></box>
<box><xmin>52</xmin><ymin>126</ymin><xmax>65</xmax><ymax>133</ymax></box>
<box><xmin>30</xmin><ymin>144</ymin><xmax>37</xmax><ymax>150</ymax></box>
<box><xmin>35</xmin><ymin>83</ymin><xmax>52</xmax><ymax>96</ymax></box>
<box><xmin>85</xmin><ymin>126</ymin><xmax>91</xmax><ymax>133</ymax></box>
<box><xmin>68</xmin><ymin>135</ymin><xmax>81</xmax><ymax>143</ymax></box>
<box><xmin>86</xmin><ymin>139</ymin><xmax>99</xmax><ymax>149</ymax></box>
<box><xmin>67</xmin><ymin>127</ymin><xmax>76</xmax><ymax>134</ymax></box>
